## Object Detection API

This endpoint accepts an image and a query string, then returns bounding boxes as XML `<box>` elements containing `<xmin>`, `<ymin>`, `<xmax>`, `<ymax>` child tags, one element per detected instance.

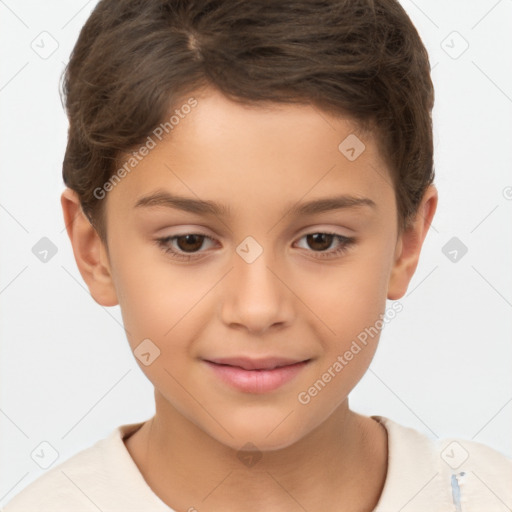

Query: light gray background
<box><xmin>1</xmin><ymin>0</ymin><xmax>511</xmax><ymax>506</ymax></box>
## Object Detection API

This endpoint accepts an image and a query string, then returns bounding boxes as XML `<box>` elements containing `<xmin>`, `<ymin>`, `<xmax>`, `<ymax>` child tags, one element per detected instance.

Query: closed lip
<box><xmin>203</xmin><ymin>356</ymin><xmax>311</xmax><ymax>371</ymax></box>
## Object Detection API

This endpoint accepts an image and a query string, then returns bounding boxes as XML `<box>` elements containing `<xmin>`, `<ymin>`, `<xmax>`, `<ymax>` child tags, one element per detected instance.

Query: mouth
<box><xmin>202</xmin><ymin>357</ymin><xmax>312</xmax><ymax>393</ymax></box>
<box><xmin>204</xmin><ymin>356</ymin><xmax>311</xmax><ymax>371</ymax></box>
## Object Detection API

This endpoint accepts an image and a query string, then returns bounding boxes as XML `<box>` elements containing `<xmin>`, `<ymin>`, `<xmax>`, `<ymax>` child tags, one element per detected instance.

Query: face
<box><xmin>100</xmin><ymin>87</ymin><xmax>402</xmax><ymax>450</ymax></box>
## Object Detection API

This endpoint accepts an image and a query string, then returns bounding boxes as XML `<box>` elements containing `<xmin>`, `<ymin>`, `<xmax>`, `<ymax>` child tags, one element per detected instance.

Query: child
<box><xmin>3</xmin><ymin>0</ymin><xmax>511</xmax><ymax>511</ymax></box>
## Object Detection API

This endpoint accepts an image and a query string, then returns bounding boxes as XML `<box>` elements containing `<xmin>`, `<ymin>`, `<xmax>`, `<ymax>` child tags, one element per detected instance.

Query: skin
<box><xmin>61</xmin><ymin>86</ymin><xmax>437</xmax><ymax>512</ymax></box>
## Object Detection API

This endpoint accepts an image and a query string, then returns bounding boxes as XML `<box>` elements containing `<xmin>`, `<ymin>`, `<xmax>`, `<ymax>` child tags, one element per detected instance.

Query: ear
<box><xmin>61</xmin><ymin>188</ymin><xmax>119</xmax><ymax>307</ymax></box>
<box><xmin>387</xmin><ymin>184</ymin><xmax>438</xmax><ymax>300</ymax></box>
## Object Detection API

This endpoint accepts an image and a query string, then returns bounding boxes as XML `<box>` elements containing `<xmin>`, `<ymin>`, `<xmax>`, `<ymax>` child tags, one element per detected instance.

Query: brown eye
<box><xmin>295</xmin><ymin>232</ymin><xmax>356</xmax><ymax>259</ymax></box>
<box><xmin>305</xmin><ymin>233</ymin><xmax>335</xmax><ymax>251</ymax></box>
<box><xmin>156</xmin><ymin>233</ymin><xmax>217</xmax><ymax>261</ymax></box>
<box><xmin>175</xmin><ymin>234</ymin><xmax>206</xmax><ymax>252</ymax></box>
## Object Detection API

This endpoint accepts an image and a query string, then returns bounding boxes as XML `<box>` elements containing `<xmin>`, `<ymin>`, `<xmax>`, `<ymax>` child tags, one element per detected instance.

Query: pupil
<box><xmin>177</xmin><ymin>234</ymin><xmax>203</xmax><ymax>252</ymax></box>
<box><xmin>307</xmin><ymin>233</ymin><xmax>333</xmax><ymax>251</ymax></box>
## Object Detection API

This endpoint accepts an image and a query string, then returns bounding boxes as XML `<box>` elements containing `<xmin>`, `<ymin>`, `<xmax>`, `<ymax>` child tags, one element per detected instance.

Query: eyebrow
<box><xmin>134</xmin><ymin>190</ymin><xmax>376</xmax><ymax>217</ymax></box>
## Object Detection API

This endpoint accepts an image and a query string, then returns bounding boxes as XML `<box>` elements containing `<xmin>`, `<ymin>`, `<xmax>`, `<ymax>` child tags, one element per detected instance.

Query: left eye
<box><xmin>155</xmin><ymin>232</ymin><xmax>355</xmax><ymax>261</ymax></box>
<box><xmin>295</xmin><ymin>232</ymin><xmax>351</xmax><ymax>253</ymax></box>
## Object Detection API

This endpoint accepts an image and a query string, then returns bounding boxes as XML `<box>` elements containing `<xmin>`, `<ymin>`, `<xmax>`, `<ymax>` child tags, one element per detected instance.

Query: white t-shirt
<box><xmin>2</xmin><ymin>415</ymin><xmax>511</xmax><ymax>512</ymax></box>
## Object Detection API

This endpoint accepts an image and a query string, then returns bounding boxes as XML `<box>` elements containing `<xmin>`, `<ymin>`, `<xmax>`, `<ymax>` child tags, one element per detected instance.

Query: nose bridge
<box><xmin>219</xmin><ymin>235</ymin><xmax>294</xmax><ymax>333</ymax></box>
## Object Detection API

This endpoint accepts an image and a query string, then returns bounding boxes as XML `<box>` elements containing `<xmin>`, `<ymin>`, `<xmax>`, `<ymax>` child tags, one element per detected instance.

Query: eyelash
<box><xmin>155</xmin><ymin>231</ymin><xmax>356</xmax><ymax>262</ymax></box>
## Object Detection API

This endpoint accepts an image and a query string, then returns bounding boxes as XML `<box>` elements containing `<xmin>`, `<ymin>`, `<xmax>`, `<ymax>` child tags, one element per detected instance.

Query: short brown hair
<box><xmin>61</xmin><ymin>0</ymin><xmax>435</xmax><ymax>242</ymax></box>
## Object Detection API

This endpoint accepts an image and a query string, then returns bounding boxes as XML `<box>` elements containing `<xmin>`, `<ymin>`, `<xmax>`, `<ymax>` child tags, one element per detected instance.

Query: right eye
<box><xmin>155</xmin><ymin>233</ymin><xmax>217</xmax><ymax>261</ymax></box>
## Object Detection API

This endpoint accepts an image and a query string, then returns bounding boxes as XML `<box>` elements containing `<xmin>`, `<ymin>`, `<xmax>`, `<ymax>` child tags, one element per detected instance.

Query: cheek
<box><xmin>112</xmin><ymin>260</ymin><xmax>219</xmax><ymax>378</ymax></box>
<box><xmin>292</xmin><ymin>258</ymin><xmax>390</xmax><ymax>415</ymax></box>
<box><xmin>295</xmin><ymin>254</ymin><xmax>391</xmax><ymax>345</ymax></box>
<box><xmin>109</xmin><ymin>244</ymin><xmax>187</xmax><ymax>348</ymax></box>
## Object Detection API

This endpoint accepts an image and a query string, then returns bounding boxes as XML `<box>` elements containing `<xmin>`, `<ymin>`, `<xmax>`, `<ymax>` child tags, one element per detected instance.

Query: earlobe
<box><xmin>387</xmin><ymin>185</ymin><xmax>438</xmax><ymax>300</ymax></box>
<box><xmin>61</xmin><ymin>188</ymin><xmax>119</xmax><ymax>307</ymax></box>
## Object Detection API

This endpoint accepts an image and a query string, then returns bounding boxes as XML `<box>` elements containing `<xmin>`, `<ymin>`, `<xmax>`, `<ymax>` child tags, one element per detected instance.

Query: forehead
<box><xmin>105</xmin><ymin>88</ymin><xmax>394</xmax><ymax>222</ymax></box>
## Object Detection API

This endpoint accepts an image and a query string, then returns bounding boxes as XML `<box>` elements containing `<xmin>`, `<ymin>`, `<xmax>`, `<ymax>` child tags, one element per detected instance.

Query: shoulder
<box><xmin>372</xmin><ymin>415</ymin><xmax>512</xmax><ymax>512</ymax></box>
<box><xmin>1</xmin><ymin>422</ymin><xmax>150</xmax><ymax>512</ymax></box>
<box><xmin>2</xmin><ymin>434</ymin><xmax>112</xmax><ymax>512</ymax></box>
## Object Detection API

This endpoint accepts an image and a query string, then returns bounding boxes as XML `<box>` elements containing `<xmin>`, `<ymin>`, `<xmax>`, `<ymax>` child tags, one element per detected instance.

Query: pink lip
<box><xmin>203</xmin><ymin>359</ymin><xmax>311</xmax><ymax>393</ymax></box>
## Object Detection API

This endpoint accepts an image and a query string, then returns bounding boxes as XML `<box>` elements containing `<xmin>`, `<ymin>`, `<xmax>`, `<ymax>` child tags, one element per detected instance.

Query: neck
<box><xmin>124</xmin><ymin>392</ymin><xmax>388</xmax><ymax>512</ymax></box>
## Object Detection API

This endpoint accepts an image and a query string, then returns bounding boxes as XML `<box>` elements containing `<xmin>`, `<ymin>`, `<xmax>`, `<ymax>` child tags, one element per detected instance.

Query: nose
<box><xmin>219</xmin><ymin>244</ymin><xmax>295</xmax><ymax>335</ymax></box>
